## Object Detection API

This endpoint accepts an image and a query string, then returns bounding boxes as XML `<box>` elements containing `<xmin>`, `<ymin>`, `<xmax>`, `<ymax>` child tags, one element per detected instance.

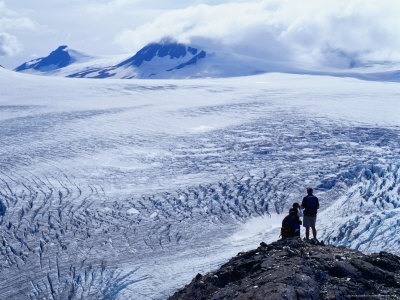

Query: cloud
<box><xmin>0</xmin><ymin>32</ymin><xmax>21</xmax><ymax>56</ymax></box>
<box><xmin>86</xmin><ymin>0</ymin><xmax>141</xmax><ymax>15</ymax></box>
<box><xmin>0</xmin><ymin>17</ymin><xmax>37</xmax><ymax>31</ymax></box>
<box><xmin>0</xmin><ymin>1</ymin><xmax>38</xmax><ymax>57</ymax></box>
<box><xmin>0</xmin><ymin>1</ymin><xmax>37</xmax><ymax>30</ymax></box>
<box><xmin>114</xmin><ymin>0</ymin><xmax>400</xmax><ymax>69</ymax></box>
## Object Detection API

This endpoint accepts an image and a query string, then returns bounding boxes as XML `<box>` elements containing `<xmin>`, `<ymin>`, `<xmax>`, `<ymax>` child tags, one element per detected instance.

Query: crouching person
<box><xmin>280</xmin><ymin>209</ymin><xmax>298</xmax><ymax>239</ymax></box>
<box><xmin>290</xmin><ymin>202</ymin><xmax>303</xmax><ymax>237</ymax></box>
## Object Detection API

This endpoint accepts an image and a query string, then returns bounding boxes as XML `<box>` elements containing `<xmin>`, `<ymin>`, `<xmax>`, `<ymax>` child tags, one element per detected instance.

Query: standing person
<box><xmin>289</xmin><ymin>203</ymin><xmax>303</xmax><ymax>237</ymax></box>
<box><xmin>301</xmin><ymin>188</ymin><xmax>319</xmax><ymax>240</ymax></box>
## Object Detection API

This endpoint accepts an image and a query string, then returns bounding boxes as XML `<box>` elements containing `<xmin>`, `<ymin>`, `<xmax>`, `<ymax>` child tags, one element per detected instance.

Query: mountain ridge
<box><xmin>14</xmin><ymin>45</ymin><xmax>93</xmax><ymax>73</ymax></box>
<box><xmin>67</xmin><ymin>42</ymin><xmax>207</xmax><ymax>79</ymax></box>
<box><xmin>13</xmin><ymin>42</ymin><xmax>210</xmax><ymax>79</ymax></box>
<box><xmin>169</xmin><ymin>238</ymin><xmax>400</xmax><ymax>300</ymax></box>
<box><xmin>12</xmin><ymin>42</ymin><xmax>400</xmax><ymax>81</ymax></box>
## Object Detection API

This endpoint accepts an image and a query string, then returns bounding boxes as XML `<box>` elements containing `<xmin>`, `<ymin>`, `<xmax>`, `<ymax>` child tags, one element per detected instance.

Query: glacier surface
<box><xmin>0</xmin><ymin>68</ymin><xmax>400</xmax><ymax>299</ymax></box>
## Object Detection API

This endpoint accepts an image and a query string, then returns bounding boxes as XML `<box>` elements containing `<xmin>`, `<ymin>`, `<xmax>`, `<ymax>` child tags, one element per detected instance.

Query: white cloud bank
<box><xmin>114</xmin><ymin>0</ymin><xmax>400</xmax><ymax>69</ymax></box>
<box><xmin>0</xmin><ymin>1</ymin><xmax>37</xmax><ymax>57</ymax></box>
<box><xmin>0</xmin><ymin>32</ymin><xmax>20</xmax><ymax>56</ymax></box>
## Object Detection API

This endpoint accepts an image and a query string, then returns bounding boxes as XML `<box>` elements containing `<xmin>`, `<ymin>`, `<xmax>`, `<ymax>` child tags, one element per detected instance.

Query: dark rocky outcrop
<box><xmin>169</xmin><ymin>238</ymin><xmax>400</xmax><ymax>300</ymax></box>
<box><xmin>15</xmin><ymin>45</ymin><xmax>72</xmax><ymax>72</ymax></box>
<box><xmin>116</xmin><ymin>42</ymin><xmax>197</xmax><ymax>68</ymax></box>
<box><xmin>14</xmin><ymin>45</ymin><xmax>92</xmax><ymax>73</ymax></box>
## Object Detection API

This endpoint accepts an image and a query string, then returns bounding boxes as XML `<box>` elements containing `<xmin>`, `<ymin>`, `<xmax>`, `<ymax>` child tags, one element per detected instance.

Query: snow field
<box><xmin>0</xmin><ymin>69</ymin><xmax>399</xmax><ymax>298</ymax></box>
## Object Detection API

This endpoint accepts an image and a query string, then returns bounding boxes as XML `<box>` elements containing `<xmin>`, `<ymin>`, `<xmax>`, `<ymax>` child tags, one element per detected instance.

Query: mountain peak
<box><xmin>14</xmin><ymin>45</ymin><xmax>91</xmax><ymax>73</ymax></box>
<box><xmin>53</xmin><ymin>45</ymin><xmax>69</xmax><ymax>53</ymax></box>
<box><xmin>117</xmin><ymin>42</ymin><xmax>203</xmax><ymax>68</ymax></box>
<box><xmin>67</xmin><ymin>41</ymin><xmax>208</xmax><ymax>79</ymax></box>
<box><xmin>57</xmin><ymin>45</ymin><xmax>68</xmax><ymax>50</ymax></box>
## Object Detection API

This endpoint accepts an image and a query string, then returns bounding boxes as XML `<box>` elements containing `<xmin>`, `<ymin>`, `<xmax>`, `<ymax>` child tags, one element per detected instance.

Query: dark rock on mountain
<box><xmin>14</xmin><ymin>45</ymin><xmax>90</xmax><ymax>72</ymax></box>
<box><xmin>168</xmin><ymin>50</ymin><xmax>206</xmax><ymax>71</ymax></box>
<box><xmin>117</xmin><ymin>42</ymin><xmax>192</xmax><ymax>68</ymax></box>
<box><xmin>169</xmin><ymin>238</ymin><xmax>400</xmax><ymax>300</ymax></box>
<box><xmin>15</xmin><ymin>45</ymin><xmax>70</xmax><ymax>72</ymax></box>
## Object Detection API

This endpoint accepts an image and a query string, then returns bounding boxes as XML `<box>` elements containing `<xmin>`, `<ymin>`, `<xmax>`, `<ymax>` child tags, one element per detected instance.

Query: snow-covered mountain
<box><xmin>13</xmin><ymin>42</ymin><xmax>210</xmax><ymax>79</ymax></box>
<box><xmin>69</xmin><ymin>42</ymin><xmax>208</xmax><ymax>79</ymax></box>
<box><xmin>13</xmin><ymin>42</ymin><xmax>274</xmax><ymax>79</ymax></box>
<box><xmin>14</xmin><ymin>45</ymin><xmax>94</xmax><ymax>73</ymax></box>
<box><xmin>13</xmin><ymin>42</ymin><xmax>400</xmax><ymax>81</ymax></box>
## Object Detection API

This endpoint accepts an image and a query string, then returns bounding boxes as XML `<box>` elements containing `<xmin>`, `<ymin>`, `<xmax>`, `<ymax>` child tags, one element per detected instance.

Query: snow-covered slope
<box><xmin>0</xmin><ymin>69</ymin><xmax>399</xmax><ymax>299</ymax></box>
<box><xmin>320</xmin><ymin>164</ymin><xmax>400</xmax><ymax>253</ymax></box>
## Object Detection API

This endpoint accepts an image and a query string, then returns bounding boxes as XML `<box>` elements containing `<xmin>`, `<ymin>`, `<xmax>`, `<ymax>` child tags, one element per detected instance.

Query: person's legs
<box><xmin>303</xmin><ymin>216</ymin><xmax>311</xmax><ymax>239</ymax></box>
<box><xmin>312</xmin><ymin>227</ymin><xmax>317</xmax><ymax>239</ymax></box>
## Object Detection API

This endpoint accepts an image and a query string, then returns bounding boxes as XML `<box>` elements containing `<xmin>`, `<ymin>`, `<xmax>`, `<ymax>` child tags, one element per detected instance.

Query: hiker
<box><xmin>289</xmin><ymin>202</ymin><xmax>303</xmax><ymax>237</ymax></box>
<box><xmin>301</xmin><ymin>188</ymin><xmax>319</xmax><ymax>240</ymax></box>
<box><xmin>280</xmin><ymin>209</ymin><xmax>298</xmax><ymax>239</ymax></box>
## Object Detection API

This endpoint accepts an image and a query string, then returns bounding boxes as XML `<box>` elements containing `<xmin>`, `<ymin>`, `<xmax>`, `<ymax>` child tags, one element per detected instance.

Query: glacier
<box><xmin>0</xmin><ymin>68</ymin><xmax>400</xmax><ymax>299</ymax></box>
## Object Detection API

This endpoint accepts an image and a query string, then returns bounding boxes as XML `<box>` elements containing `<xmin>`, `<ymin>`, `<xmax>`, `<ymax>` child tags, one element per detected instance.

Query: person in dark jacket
<box><xmin>280</xmin><ymin>209</ymin><xmax>298</xmax><ymax>239</ymax></box>
<box><xmin>301</xmin><ymin>188</ymin><xmax>319</xmax><ymax>240</ymax></box>
<box><xmin>290</xmin><ymin>202</ymin><xmax>303</xmax><ymax>236</ymax></box>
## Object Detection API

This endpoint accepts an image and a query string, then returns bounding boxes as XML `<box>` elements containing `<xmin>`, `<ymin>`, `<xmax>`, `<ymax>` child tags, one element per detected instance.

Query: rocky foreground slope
<box><xmin>169</xmin><ymin>238</ymin><xmax>400</xmax><ymax>300</ymax></box>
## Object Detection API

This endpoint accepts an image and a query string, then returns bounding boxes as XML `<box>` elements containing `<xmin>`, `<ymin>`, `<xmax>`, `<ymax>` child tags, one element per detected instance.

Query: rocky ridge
<box><xmin>169</xmin><ymin>238</ymin><xmax>400</xmax><ymax>300</ymax></box>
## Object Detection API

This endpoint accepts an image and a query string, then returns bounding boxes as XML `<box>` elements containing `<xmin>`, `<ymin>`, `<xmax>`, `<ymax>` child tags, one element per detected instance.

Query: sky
<box><xmin>1</xmin><ymin>0</ymin><xmax>400</xmax><ymax>69</ymax></box>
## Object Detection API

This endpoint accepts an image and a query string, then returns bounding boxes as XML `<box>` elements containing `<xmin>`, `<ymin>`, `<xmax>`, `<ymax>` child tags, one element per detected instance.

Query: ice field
<box><xmin>0</xmin><ymin>68</ymin><xmax>400</xmax><ymax>299</ymax></box>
